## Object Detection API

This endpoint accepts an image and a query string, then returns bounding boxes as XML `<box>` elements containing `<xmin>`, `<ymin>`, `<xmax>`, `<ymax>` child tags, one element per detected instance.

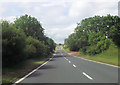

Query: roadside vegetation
<box><xmin>1</xmin><ymin>14</ymin><xmax>56</xmax><ymax>84</ymax></box>
<box><xmin>2</xmin><ymin>57</ymin><xmax>50</xmax><ymax>84</ymax></box>
<box><xmin>64</xmin><ymin>44</ymin><xmax>119</xmax><ymax>66</ymax></box>
<box><xmin>64</xmin><ymin>14</ymin><xmax>119</xmax><ymax>66</ymax></box>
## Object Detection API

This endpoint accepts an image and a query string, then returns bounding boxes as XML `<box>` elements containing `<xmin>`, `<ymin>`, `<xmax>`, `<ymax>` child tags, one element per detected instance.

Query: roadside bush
<box><xmin>25</xmin><ymin>36</ymin><xmax>49</xmax><ymax>58</ymax></box>
<box><xmin>2</xmin><ymin>15</ymin><xmax>56</xmax><ymax>67</ymax></box>
<box><xmin>86</xmin><ymin>32</ymin><xmax>111</xmax><ymax>55</ymax></box>
<box><xmin>2</xmin><ymin>25</ymin><xmax>26</xmax><ymax>67</ymax></box>
<box><xmin>44</xmin><ymin>37</ymin><xmax>56</xmax><ymax>53</ymax></box>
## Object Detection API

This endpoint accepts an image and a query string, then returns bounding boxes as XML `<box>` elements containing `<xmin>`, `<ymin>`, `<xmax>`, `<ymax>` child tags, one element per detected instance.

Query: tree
<box><xmin>14</xmin><ymin>14</ymin><xmax>45</xmax><ymax>41</ymax></box>
<box><xmin>2</xmin><ymin>14</ymin><xmax>56</xmax><ymax>68</ymax></box>
<box><xmin>44</xmin><ymin>37</ymin><xmax>56</xmax><ymax>53</ymax></box>
<box><xmin>65</xmin><ymin>14</ymin><xmax>120</xmax><ymax>55</ymax></box>
<box><xmin>86</xmin><ymin>31</ymin><xmax>111</xmax><ymax>55</ymax></box>
<box><xmin>65</xmin><ymin>33</ymin><xmax>79</xmax><ymax>51</ymax></box>
<box><xmin>2</xmin><ymin>21</ymin><xmax>27</xmax><ymax>67</ymax></box>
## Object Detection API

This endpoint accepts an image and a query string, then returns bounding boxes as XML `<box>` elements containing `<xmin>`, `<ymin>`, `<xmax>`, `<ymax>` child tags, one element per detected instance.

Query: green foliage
<box><xmin>14</xmin><ymin>14</ymin><xmax>45</xmax><ymax>41</ymax></box>
<box><xmin>25</xmin><ymin>36</ymin><xmax>50</xmax><ymax>58</ymax></box>
<box><xmin>86</xmin><ymin>31</ymin><xmax>111</xmax><ymax>55</ymax></box>
<box><xmin>44</xmin><ymin>37</ymin><xmax>56</xmax><ymax>53</ymax></box>
<box><xmin>65</xmin><ymin>33</ymin><xmax>79</xmax><ymax>51</ymax></box>
<box><xmin>2</xmin><ymin>15</ymin><xmax>56</xmax><ymax>67</ymax></box>
<box><xmin>65</xmin><ymin>14</ymin><xmax>119</xmax><ymax>55</ymax></box>
<box><xmin>2</xmin><ymin>21</ymin><xmax>26</xmax><ymax>67</ymax></box>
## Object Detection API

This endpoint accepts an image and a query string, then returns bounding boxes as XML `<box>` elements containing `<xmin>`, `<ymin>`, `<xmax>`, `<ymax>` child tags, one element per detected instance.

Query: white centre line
<box><xmin>64</xmin><ymin>57</ymin><xmax>69</xmax><ymax>61</ymax></box>
<box><xmin>64</xmin><ymin>57</ymin><xmax>66</xmax><ymax>59</ymax></box>
<box><xmin>73</xmin><ymin>64</ymin><xmax>76</xmax><ymax>68</ymax></box>
<box><xmin>83</xmin><ymin>72</ymin><xmax>93</xmax><ymax>80</ymax></box>
<box><xmin>69</xmin><ymin>61</ymin><xmax>71</xmax><ymax>63</ymax></box>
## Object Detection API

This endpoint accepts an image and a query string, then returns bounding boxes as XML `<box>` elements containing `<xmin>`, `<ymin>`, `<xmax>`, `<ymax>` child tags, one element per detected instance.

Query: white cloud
<box><xmin>44</xmin><ymin>24</ymin><xmax>77</xmax><ymax>43</ymax></box>
<box><xmin>0</xmin><ymin>16</ymin><xmax>16</xmax><ymax>23</ymax></box>
<box><xmin>69</xmin><ymin>1</ymin><xmax>88</xmax><ymax>18</ymax></box>
<box><xmin>0</xmin><ymin>0</ymin><xmax>119</xmax><ymax>43</ymax></box>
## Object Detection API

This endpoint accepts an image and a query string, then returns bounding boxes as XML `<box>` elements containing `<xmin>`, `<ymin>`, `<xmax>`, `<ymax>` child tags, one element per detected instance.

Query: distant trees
<box><xmin>2</xmin><ymin>14</ymin><xmax>56</xmax><ymax>67</ymax></box>
<box><xmin>65</xmin><ymin>15</ymin><xmax>120</xmax><ymax>55</ymax></box>
<box><xmin>44</xmin><ymin>37</ymin><xmax>56</xmax><ymax>53</ymax></box>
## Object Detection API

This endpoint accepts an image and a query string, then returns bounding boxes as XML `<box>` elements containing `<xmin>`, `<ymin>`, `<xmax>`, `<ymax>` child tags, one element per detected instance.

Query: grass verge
<box><xmin>64</xmin><ymin>45</ymin><xmax>119</xmax><ymax>66</ymax></box>
<box><xmin>2</xmin><ymin>56</ymin><xmax>52</xmax><ymax>84</ymax></box>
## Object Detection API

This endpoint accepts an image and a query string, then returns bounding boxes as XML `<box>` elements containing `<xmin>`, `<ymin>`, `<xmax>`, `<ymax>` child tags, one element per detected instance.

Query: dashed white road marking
<box><xmin>64</xmin><ymin>57</ymin><xmax>71</xmax><ymax>64</ymax></box>
<box><xmin>64</xmin><ymin>55</ymin><xmax>93</xmax><ymax>81</ymax></box>
<box><xmin>13</xmin><ymin>57</ymin><xmax>53</xmax><ymax>84</ymax></box>
<box><xmin>66</xmin><ymin>59</ymin><xmax>68</xmax><ymax>61</ymax></box>
<box><xmin>83</xmin><ymin>72</ymin><xmax>93</xmax><ymax>80</ymax></box>
<box><xmin>64</xmin><ymin>57</ymin><xmax>68</xmax><ymax>61</ymax></box>
<box><xmin>64</xmin><ymin>57</ymin><xmax>67</xmax><ymax>59</ymax></box>
<box><xmin>73</xmin><ymin>64</ymin><xmax>76</xmax><ymax>68</ymax></box>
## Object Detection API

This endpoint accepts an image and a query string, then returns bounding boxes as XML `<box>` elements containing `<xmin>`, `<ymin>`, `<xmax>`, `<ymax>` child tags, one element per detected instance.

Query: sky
<box><xmin>0</xmin><ymin>0</ymin><xmax>119</xmax><ymax>44</ymax></box>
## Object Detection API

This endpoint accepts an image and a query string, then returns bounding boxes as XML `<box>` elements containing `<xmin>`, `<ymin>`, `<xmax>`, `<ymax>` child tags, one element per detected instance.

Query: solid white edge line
<box><xmin>13</xmin><ymin>57</ymin><xmax>53</xmax><ymax>84</ymax></box>
<box><xmin>72</xmin><ymin>56</ymin><xmax>119</xmax><ymax>68</ymax></box>
<box><xmin>73</xmin><ymin>64</ymin><xmax>76</xmax><ymax>68</ymax></box>
<box><xmin>83</xmin><ymin>72</ymin><xmax>93</xmax><ymax>80</ymax></box>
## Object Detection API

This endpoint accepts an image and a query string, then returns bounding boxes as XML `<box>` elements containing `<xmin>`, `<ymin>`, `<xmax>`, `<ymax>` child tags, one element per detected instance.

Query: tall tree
<box><xmin>14</xmin><ymin>14</ymin><xmax>45</xmax><ymax>41</ymax></box>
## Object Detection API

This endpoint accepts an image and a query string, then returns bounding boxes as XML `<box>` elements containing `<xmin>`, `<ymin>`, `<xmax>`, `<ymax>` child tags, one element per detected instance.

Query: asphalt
<box><xmin>18</xmin><ymin>47</ymin><xmax>118</xmax><ymax>84</ymax></box>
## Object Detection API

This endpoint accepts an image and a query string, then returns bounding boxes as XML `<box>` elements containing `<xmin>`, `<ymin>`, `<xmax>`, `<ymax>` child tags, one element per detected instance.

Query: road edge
<box><xmin>71</xmin><ymin>54</ymin><xmax>119</xmax><ymax>68</ymax></box>
<box><xmin>62</xmin><ymin>48</ymin><xmax>119</xmax><ymax>68</ymax></box>
<box><xmin>13</xmin><ymin>56</ymin><xmax>54</xmax><ymax>85</ymax></box>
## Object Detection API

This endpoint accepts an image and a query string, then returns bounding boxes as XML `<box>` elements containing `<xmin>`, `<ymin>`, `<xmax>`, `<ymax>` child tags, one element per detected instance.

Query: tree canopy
<box><xmin>2</xmin><ymin>14</ymin><xmax>56</xmax><ymax>67</ymax></box>
<box><xmin>14</xmin><ymin>14</ymin><xmax>45</xmax><ymax>41</ymax></box>
<box><xmin>65</xmin><ymin>14</ymin><xmax>120</xmax><ymax>55</ymax></box>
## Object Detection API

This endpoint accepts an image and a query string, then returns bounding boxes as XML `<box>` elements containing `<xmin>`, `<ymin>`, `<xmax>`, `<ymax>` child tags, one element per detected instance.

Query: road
<box><xmin>16</xmin><ymin>47</ymin><xmax>118</xmax><ymax>84</ymax></box>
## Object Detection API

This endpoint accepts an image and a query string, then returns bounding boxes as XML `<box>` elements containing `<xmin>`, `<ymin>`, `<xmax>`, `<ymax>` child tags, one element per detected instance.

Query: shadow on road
<box><xmin>50</xmin><ymin>58</ymin><xmax>56</xmax><ymax>61</ymax></box>
<box><xmin>54</xmin><ymin>55</ymin><xmax>63</xmax><ymax>58</ymax></box>
<box><xmin>39</xmin><ymin>65</ymin><xmax>56</xmax><ymax>70</ymax></box>
<box><xmin>26</xmin><ymin>65</ymin><xmax>56</xmax><ymax>78</ymax></box>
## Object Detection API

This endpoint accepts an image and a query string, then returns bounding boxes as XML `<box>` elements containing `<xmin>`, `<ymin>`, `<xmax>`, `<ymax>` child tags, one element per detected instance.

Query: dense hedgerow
<box><xmin>2</xmin><ymin>15</ymin><xmax>56</xmax><ymax>67</ymax></box>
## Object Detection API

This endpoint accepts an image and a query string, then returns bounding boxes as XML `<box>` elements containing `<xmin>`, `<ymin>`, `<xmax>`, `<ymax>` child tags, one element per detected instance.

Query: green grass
<box><xmin>63</xmin><ymin>47</ymin><xmax>71</xmax><ymax>53</ymax></box>
<box><xmin>64</xmin><ymin>44</ymin><xmax>119</xmax><ymax>66</ymax></box>
<box><xmin>2</xmin><ymin>56</ymin><xmax>51</xmax><ymax>84</ymax></box>
<box><xmin>34</xmin><ymin>61</ymin><xmax>45</xmax><ymax>64</ymax></box>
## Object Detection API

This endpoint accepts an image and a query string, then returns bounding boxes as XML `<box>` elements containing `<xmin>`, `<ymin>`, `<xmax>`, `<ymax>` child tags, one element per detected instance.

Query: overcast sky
<box><xmin>0</xmin><ymin>0</ymin><xmax>119</xmax><ymax>44</ymax></box>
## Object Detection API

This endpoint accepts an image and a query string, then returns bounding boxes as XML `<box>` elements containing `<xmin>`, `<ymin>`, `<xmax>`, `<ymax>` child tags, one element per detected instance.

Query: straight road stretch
<box><xmin>15</xmin><ymin>47</ymin><xmax>118</xmax><ymax>84</ymax></box>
